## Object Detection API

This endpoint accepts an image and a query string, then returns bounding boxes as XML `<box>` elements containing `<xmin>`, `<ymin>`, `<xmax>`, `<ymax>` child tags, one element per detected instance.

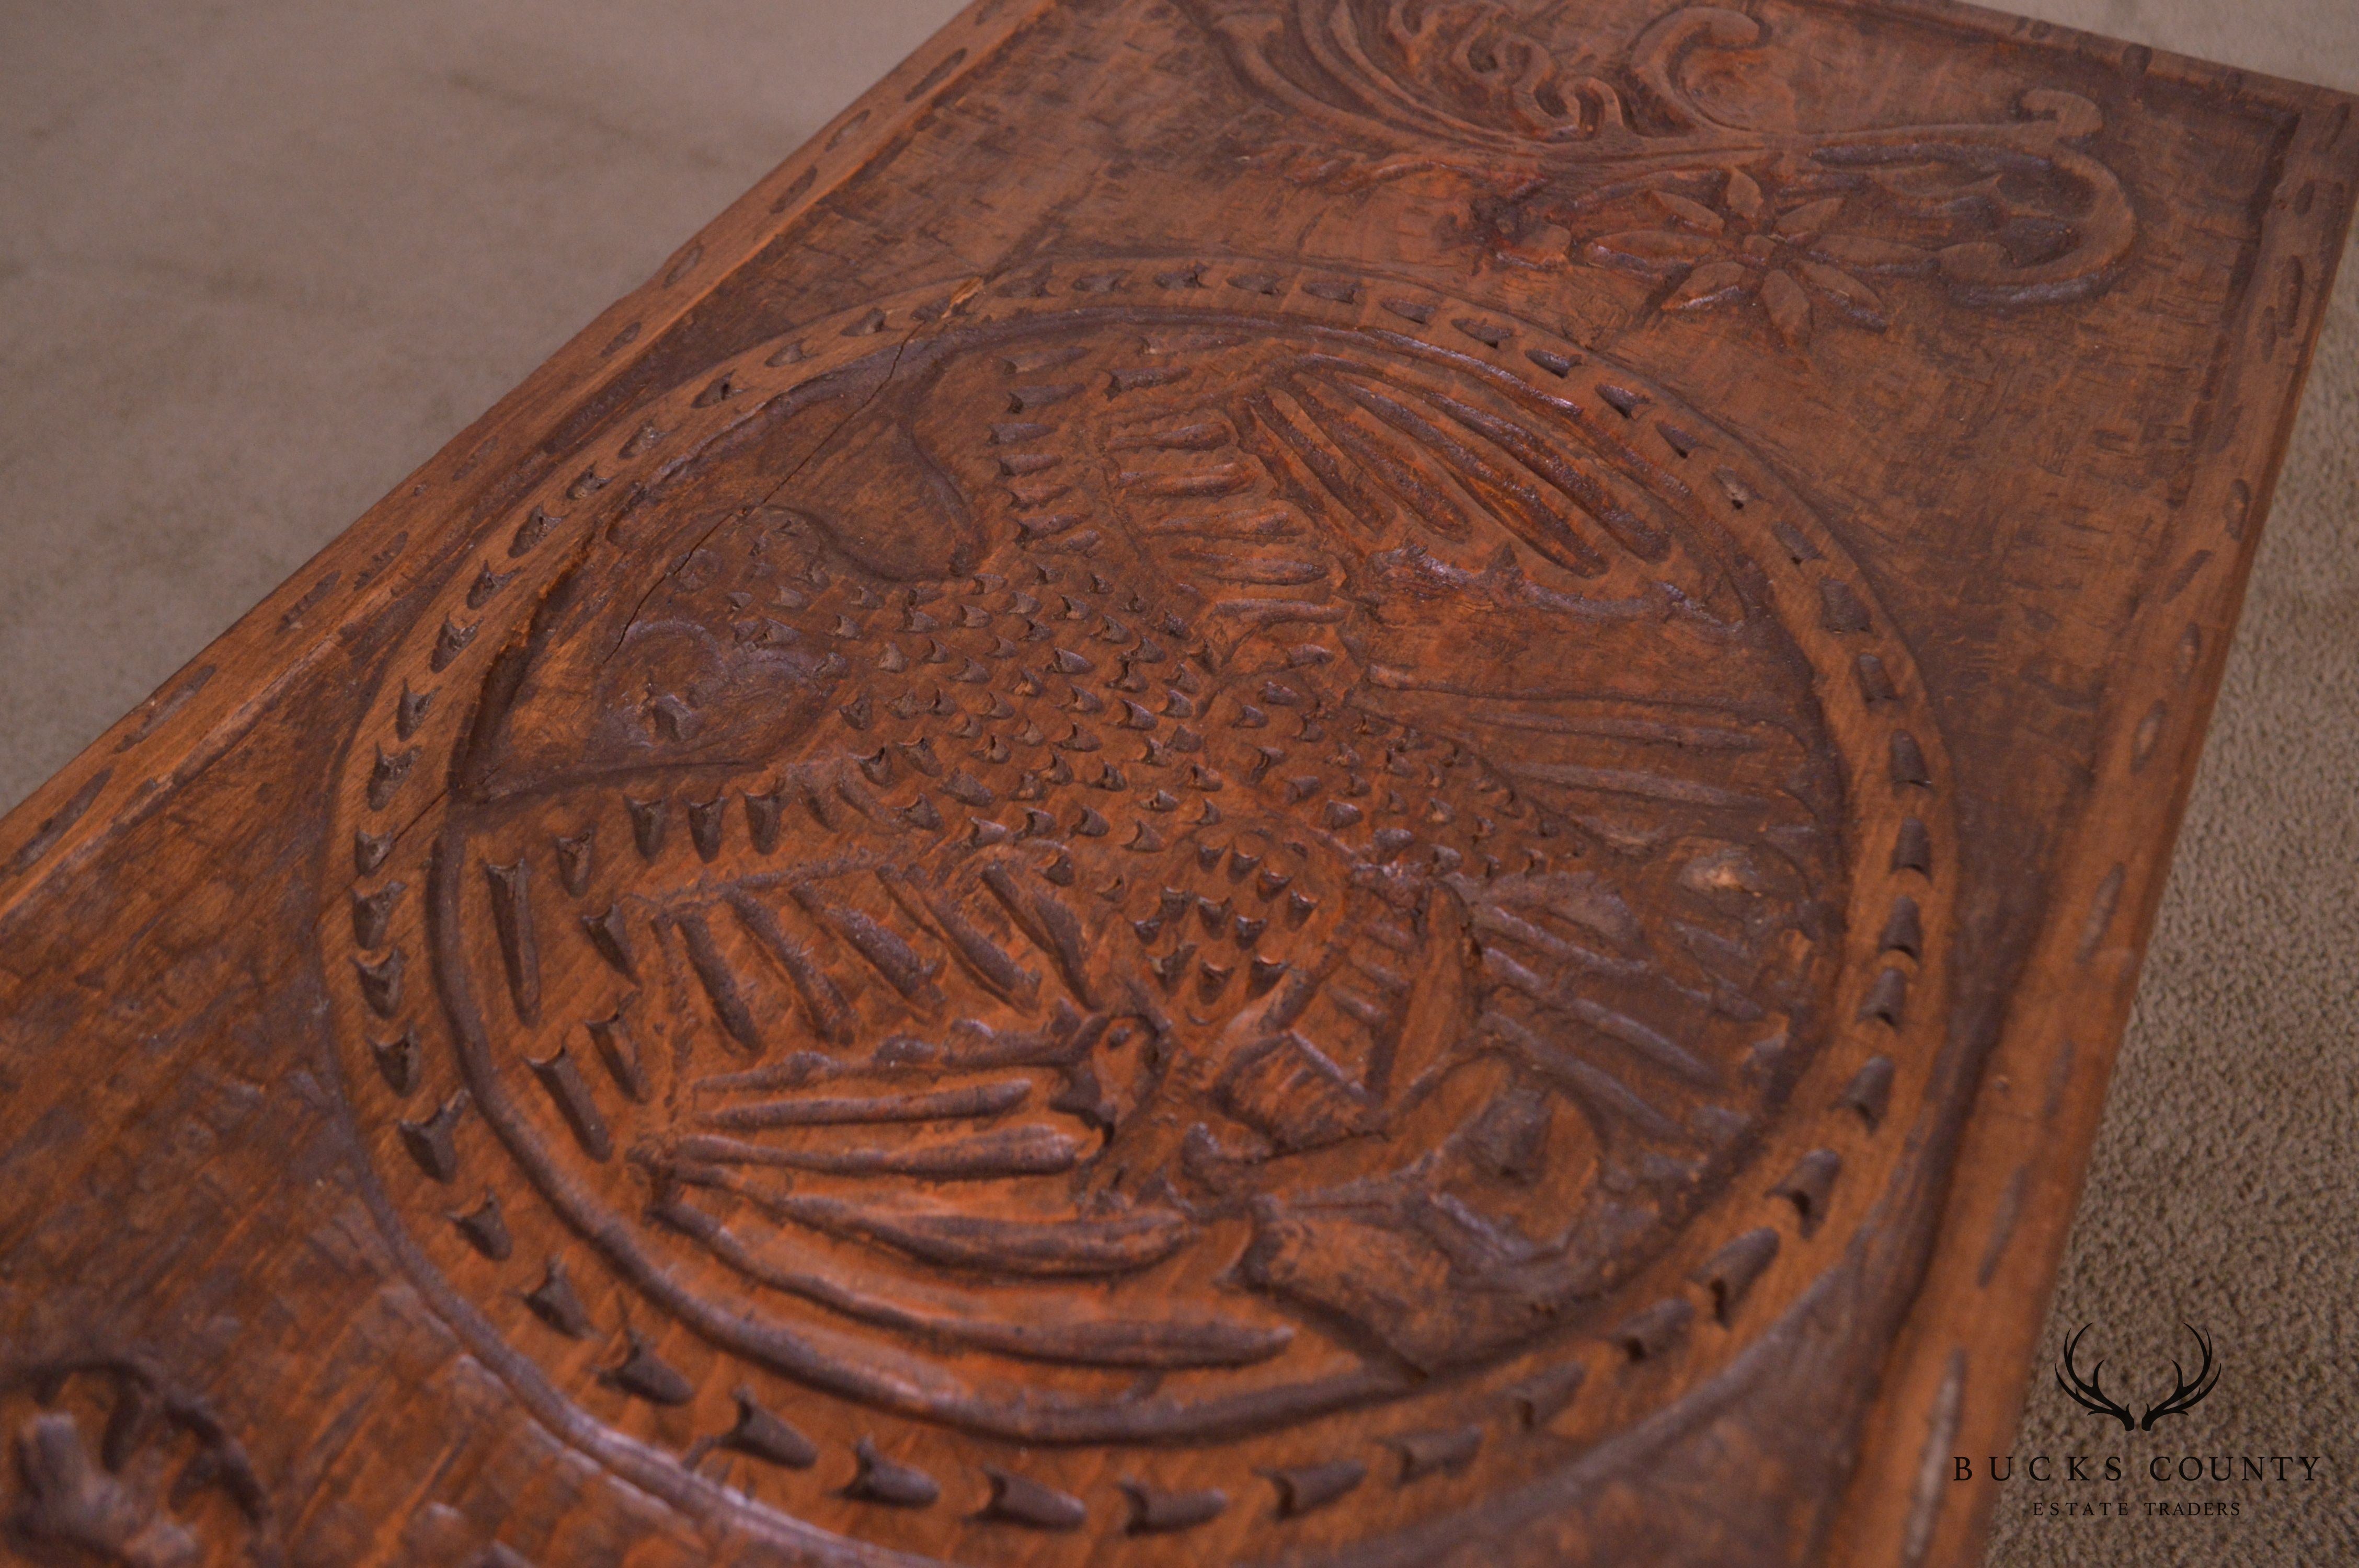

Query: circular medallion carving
<box><xmin>324</xmin><ymin>258</ymin><xmax>1953</xmax><ymax>1563</ymax></box>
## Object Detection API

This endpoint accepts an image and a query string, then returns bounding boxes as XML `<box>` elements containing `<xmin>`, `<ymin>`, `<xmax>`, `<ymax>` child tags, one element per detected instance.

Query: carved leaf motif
<box><xmin>1724</xmin><ymin>166</ymin><xmax>1765</xmax><ymax>222</ymax></box>
<box><xmin>1759</xmin><ymin>269</ymin><xmax>1814</xmax><ymax>347</ymax></box>
<box><xmin>1774</xmin><ymin>195</ymin><xmax>1846</xmax><ymax>239</ymax></box>
<box><xmin>1584</xmin><ymin>229</ymin><xmax>1721</xmax><ymax>274</ymax></box>
<box><xmin>1662</xmin><ymin>259</ymin><xmax>1753</xmax><ymax>310</ymax></box>
<box><xmin>1794</xmin><ymin>259</ymin><xmax>1888</xmax><ymax>326</ymax></box>
<box><xmin>1649</xmin><ymin>190</ymin><xmax>1726</xmax><ymax>233</ymax></box>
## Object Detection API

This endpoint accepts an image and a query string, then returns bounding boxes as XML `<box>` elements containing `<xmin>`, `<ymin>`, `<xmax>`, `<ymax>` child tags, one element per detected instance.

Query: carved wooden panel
<box><xmin>2</xmin><ymin>4</ymin><xmax>2351</xmax><ymax>1566</ymax></box>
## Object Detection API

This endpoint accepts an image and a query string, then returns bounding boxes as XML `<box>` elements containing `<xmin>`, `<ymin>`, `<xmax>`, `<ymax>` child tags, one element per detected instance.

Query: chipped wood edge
<box><xmin>0</xmin><ymin>0</ymin><xmax>1057</xmax><ymax>928</ymax></box>
<box><xmin>1825</xmin><ymin>80</ymin><xmax>2359</xmax><ymax>1568</ymax></box>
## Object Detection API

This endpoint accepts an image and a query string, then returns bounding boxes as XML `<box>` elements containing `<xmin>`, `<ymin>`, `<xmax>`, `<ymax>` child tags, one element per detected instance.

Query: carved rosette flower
<box><xmin>1582</xmin><ymin>168</ymin><xmax>1908</xmax><ymax>348</ymax></box>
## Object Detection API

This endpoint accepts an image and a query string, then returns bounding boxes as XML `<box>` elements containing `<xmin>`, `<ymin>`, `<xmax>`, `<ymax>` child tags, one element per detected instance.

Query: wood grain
<box><xmin>1</xmin><ymin>3</ymin><xmax>2351</xmax><ymax>1565</ymax></box>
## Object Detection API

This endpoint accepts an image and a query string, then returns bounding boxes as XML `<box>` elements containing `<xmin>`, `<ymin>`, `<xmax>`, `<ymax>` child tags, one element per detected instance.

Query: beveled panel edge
<box><xmin>1825</xmin><ymin>72</ymin><xmax>2358</xmax><ymax>1568</ymax></box>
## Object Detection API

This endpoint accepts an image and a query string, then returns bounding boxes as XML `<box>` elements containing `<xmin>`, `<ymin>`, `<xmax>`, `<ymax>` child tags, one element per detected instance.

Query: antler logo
<box><xmin>2056</xmin><ymin>1323</ymin><xmax>2221</xmax><ymax>1431</ymax></box>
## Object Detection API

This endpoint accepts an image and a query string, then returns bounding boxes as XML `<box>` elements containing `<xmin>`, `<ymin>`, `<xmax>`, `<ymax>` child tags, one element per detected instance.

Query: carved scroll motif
<box><xmin>1195</xmin><ymin>2</ymin><xmax>2139</xmax><ymax>342</ymax></box>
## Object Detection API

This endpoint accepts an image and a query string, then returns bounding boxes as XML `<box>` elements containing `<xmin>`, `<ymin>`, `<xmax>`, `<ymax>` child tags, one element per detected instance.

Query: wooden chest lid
<box><xmin>1</xmin><ymin>3</ymin><xmax>2351</xmax><ymax>1565</ymax></box>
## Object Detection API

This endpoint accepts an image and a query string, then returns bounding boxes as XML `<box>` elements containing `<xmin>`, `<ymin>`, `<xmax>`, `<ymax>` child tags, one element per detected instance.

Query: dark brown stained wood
<box><xmin>0</xmin><ymin>2</ymin><xmax>2351</xmax><ymax>1565</ymax></box>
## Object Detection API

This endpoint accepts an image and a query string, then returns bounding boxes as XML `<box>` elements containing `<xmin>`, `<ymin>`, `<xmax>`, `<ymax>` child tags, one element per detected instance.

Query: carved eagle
<box><xmin>433</xmin><ymin>305</ymin><xmax>1840</xmax><ymax>1440</ymax></box>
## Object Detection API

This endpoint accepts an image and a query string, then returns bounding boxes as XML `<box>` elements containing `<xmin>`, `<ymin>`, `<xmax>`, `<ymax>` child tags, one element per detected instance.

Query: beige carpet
<box><xmin>1985</xmin><ymin>281</ymin><xmax>2358</xmax><ymax>1568</ymax></box>
<box><xmin>0</xmin><ymin>3</ymin><xmax>2350</xmax><ymax>1562</ymax></box>
<box><xmin>1929</xmin><ymin>9</ymin><xmax>2359</xmax><ymax>1566</ymax></box>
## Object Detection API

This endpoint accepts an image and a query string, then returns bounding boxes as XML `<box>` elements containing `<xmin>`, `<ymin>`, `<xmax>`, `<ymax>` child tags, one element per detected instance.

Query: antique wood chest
<box><xmin>2</xmin><ymin>2</ymin><xmax>2352</xmax><ymax>1565</ymax></box>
